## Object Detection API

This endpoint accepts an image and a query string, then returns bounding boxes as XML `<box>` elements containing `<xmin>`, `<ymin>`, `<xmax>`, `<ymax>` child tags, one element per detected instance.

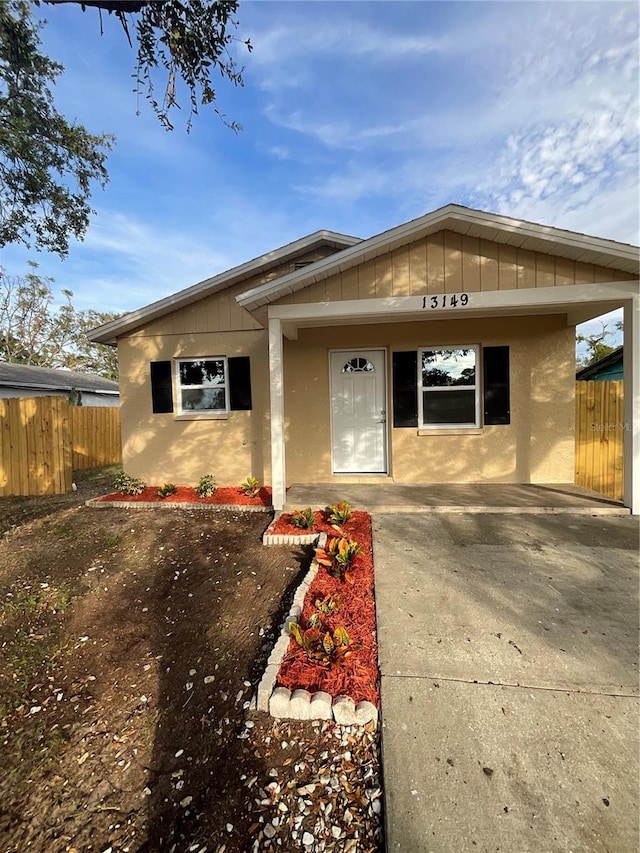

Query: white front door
<box><xmin>330</xmin><ymin>349</ymin><xmax>387</xmax><ymax>474</ymax></box>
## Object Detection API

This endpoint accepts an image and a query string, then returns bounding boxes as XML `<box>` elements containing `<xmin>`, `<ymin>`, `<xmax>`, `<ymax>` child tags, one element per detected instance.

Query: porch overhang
<box><xmin>267</xmin><ymin>281</ymin><xmax>640</xmax><ymax>514</ymax></box>
<box><xmin>267</xmin><ymin>281</ymin><xmax>639</xmax><ymax>340</ymax></box>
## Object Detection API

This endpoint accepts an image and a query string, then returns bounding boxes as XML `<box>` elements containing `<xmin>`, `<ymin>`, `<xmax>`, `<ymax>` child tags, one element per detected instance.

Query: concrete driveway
<box><xmin>373</xmin><ymin>514</ymin><xmax>639</xmax><ymax>853</ymax></box>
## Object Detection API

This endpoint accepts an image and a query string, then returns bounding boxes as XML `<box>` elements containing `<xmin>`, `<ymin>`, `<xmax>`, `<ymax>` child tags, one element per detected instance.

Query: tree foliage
<box><xmin>0</xmin><ymin>263</ymin><xmax>120</xmax><ymax>379</ymax></box>
<box><xmin>576</xmin><ymin>320</ymin><xmax>622</xmax><ymax>368</ymax></box>
<box><xmin>0</xmin><ymin>0</ymin><xmax>114</xmax><ymax>257</ymax></box>
<box><xmin>43</xmin><ymin>0</ymin><xmax>252</xmax><ymax>131</ymax></box>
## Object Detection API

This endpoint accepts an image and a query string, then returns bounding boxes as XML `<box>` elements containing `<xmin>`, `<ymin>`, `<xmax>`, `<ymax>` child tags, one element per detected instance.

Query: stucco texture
<box><xmin>283</xmin><ymin>315</ymin><xmax>575</xmax><ymax>485</ymax></box>
<box><xmin>118</xmin><ymin>330</ymin><xmax>270</xmax><ymax>486</ymax></box>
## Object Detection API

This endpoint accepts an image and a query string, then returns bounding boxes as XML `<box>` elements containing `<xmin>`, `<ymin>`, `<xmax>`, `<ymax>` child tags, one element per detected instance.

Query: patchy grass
<box><xmin>0</xmin><ymin>468</ymin><xmax>384</xmax><ymax>852</ymax></box>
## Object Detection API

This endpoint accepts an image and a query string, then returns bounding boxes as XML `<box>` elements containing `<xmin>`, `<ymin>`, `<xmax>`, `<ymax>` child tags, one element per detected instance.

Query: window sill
<box><xmin>174</xmin><ymin>413</ymin><xmax>229</xmax><ymax>421</ymax></box>
<box><xmin>418</xmin><ymin>427</ymin><xmax>483</xmax><ymax>436</ymax></box>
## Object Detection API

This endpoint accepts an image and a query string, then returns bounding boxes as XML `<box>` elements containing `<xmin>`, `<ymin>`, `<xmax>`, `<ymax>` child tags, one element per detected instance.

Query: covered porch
<box><xmin>283</xmin><ymin>482</ymin><xmax>629</xmax><ymax>515</ymax></box>
<box><xmin>262</xmin><ymin>283</ymin><xmax>639</xmax><ymax>513</ymax></box>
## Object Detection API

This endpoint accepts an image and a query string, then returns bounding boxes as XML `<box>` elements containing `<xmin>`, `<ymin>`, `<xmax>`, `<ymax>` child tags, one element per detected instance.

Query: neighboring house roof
<box><xmin>576</xmin><ymin>346</ymin><xmax>624</xmax><ymax>380</ymax></box>
<box><xmin>90</xmin><ymin>229</ymin><xmax>360</xmax><ymax>345</ymax></box>
<box><xmin>0</xmin><ymin>362</ymin><xmax>119</xmax><ymax>395</ymax></box>
<box><xmin>89</xmin><ymin>203</ymin><xmax>639</xmax><ymax>345</ymax></box>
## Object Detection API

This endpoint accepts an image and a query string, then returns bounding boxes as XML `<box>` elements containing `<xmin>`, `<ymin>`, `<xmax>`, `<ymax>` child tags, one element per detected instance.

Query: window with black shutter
<box><xmin>150</xmin><ymin>361</ymin><xmax>174</xmax><ymax>413</ymax></box>
<box><xmin>151</xmin><ymin>356</ymin><xmax>253</xmax><ymax>416</ymax></box>
<box><xmin>228</xmin><ymin>356</ymin><xmax>252</xmax><ymax>411</ymax></box>
<box><xmin>483</xmin><ymin>346</ymin><xmax>510</xmax><ymax>425</ymax></box>
<box><xmin>392</xmin><ymin>351</ymin><xmax>418</xmax><ymax>427</ymax></box>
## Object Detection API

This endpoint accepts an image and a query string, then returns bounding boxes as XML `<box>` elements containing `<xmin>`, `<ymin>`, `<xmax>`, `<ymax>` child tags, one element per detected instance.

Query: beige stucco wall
<box><xmin>116</xmin><ymin>233</ymin><xmax>622</xmax><ymax>488</ymax></box>
<box><xmin>116</xmin><ymin>246</ymin><xmax>340</xmax><ymax>485</ymax></box>
<box><xmin>118</xmin><ymin>330</ymin><xmax>270</xmax><ymax>486</ymax></box>
<box><xmin>274</xmin><ymin>231</ymin><xmax>635</xmax><ymax>306</ymax></box>
<box><xmin>283</xmin><ymin>315</ymin><xmax>575</xmax><ymax>485</ymax></box>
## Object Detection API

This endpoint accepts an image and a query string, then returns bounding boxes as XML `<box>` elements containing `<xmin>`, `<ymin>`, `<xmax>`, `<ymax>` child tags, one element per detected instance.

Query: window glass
<box><xmin>343</xmin><ymin>357</ymin><xmax>375</xmax><ymax>373</ymax></box>
<box><xmin>422</xmin><ymin>349</ymin><xmax>476</xmax><ymax>386</ymax></box>
<box><xmin>177</xmin><ymin>358</ymin><xmax>228</xmax><ymax>414</ymax></box>
<box><xmin>419</xmin><ymin>347</ymin><xmax>479</xmax><ymax>427</ymax></box>
<box><xmin>422</xmin><ymin>389</ymin><xmax>476</xmax><ymax>424</ymax></box>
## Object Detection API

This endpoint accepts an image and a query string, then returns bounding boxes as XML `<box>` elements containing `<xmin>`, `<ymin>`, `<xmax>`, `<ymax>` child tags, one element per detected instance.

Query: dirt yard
<box><xmin>0</xmin><ymin>468</ymin><xmax>383</xmax><ymax>853</ymax></box>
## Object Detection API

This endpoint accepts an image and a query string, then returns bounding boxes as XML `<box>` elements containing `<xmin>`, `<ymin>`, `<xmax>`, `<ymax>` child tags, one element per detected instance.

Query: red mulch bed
<box><xmin>275</xmin><ymin>510</ymin><xmax>379</xmax><ymax>706</ymax></box>
<box><xmin>94</xmin><ymin>486</ymin><xmax>272</xmax><ymax>506</ymax></box>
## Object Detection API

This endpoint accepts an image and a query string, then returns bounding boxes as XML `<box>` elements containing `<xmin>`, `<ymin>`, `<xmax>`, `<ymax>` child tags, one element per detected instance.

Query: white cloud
<box><xmin>250</xmin><ymin>19</ymin><xmax>443</xmax><ymax>68</ymax></box>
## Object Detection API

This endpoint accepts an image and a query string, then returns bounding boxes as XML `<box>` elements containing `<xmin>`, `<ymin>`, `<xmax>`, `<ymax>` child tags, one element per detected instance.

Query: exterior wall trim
<box><xmin>267</xmin><ymin>282</ymin><xmax>639</xmax><ymax>326</ymax></box>
<box><xmin>269</xmin><ymin>318</ymin><xmax>286</xmax><ymax>510</ymax></box>
<box><xmin>623</xmin><ymin>296</ymin><xmax>639</xmax><ymax>514</ymax></box>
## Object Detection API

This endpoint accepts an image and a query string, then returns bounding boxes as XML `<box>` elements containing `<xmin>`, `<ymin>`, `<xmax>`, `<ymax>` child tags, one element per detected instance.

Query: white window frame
<box><xmin>418</xmin><ymin>345</ymin><xmax>480</xmax><ymax>429</ymax></box>
<box><xmin>175</xmin><ymin>356</ymin><xmax>229</xmax><ymax>416</ymax></box>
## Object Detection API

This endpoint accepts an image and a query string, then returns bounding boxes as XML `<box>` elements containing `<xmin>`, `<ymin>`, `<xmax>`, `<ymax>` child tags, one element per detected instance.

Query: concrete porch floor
<box><xmin>284</xmin><ymin>483</ymin><xmax>629</xmax><ymax>515</ymax></box>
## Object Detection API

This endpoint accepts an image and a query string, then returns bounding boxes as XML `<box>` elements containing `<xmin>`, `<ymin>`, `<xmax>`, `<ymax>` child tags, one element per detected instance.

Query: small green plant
<box><xmin>156</xmin><ymin>482</ymin><xmax>177</xmax><ymax>498</ymax></box>
<box><xmin>287</xmin><ymin>616</ymin><xmax>355</xmax><ymax>666</ymax></box>
<box><xmin>327</xmin><ymin>500</ymin><xmax>353</xmax><ymax>525</ymax></box>
<box><xmin>241</xmin><ymin>476</ymin><xmax>260</xmax><ymax>497</ymax></box>
<box><xmin>290</xmin><ymin>507</ymin><xmax>316</xmax><ymax>529</ymax></box>
<box><xmin>315</xmin><ymin>536</ymin><xmax>362</xmax><ymax>582</ymax></box>
<box><xmin>195</xmin><ymin>474</ymin><xmax>217</xmax><ymax>498</ymax></box>
<box><xmin>113</xmin><ymin>471</ymin><xmax>146</xmax><ymax>496</ymax></box>
<box><xmin>314</xmin><ymin>594</ymin><xmax>341</xmax><ymax>615</ymax></box>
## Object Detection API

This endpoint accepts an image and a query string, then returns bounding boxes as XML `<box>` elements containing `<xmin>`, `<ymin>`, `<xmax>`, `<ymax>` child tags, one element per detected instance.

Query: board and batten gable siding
<box><xmin>271</xmin><ymin>231</ymin><xmax>636</xmax><ymax>305</ymax></box>
<box><xmin>127</xmin><ymin>247</ymin><xmax>338</xmax><ymax>338</ymax></box>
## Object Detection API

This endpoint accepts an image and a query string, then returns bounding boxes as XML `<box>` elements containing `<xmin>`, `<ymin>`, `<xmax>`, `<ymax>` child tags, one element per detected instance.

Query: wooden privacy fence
<box><xmin>575</xmin><ymin>380</ymin><xmax>624</xmax><ymax>501</ymax></box>
<box><xmin>70</xmin><ymin>405</ymin><xmax>122</xmax><ymax>472</ymax></box>
<box><xmin>0</xmin><ymin>397</ymin><xmax>121</xmax><ymax>497</ymax></box>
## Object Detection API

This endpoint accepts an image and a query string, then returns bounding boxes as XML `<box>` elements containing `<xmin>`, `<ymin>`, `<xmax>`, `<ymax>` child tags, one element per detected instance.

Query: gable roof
<box><xmin>0</xmin><ymin>362</ymin><xmax>119</xmax><ymax>395</ymax></box>
<box><xmin>236</xmin><ymin>204</ymin><xmax>640</xmax><ymax>314</ymax></box>
<box><xmin>576</xmin><ymin>346</ymin><xmax>624</xmax><ymax>380</ymax></box>
<box><xmin>89</xmin><ymin>204</ymin><xmax>639</xmax><ymax>345</ymax></box>
<box><xmin>89</xmin><ymin>230</ymin><xmax>360</xmax><ymax>345</ymax></box>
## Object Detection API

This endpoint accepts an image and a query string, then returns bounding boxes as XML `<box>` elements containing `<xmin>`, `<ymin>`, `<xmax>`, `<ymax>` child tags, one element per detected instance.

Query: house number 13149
<box><xmin>422</xmin><ymin>293</ymin><xmax>469</xmax><ymax>309</ymax></box>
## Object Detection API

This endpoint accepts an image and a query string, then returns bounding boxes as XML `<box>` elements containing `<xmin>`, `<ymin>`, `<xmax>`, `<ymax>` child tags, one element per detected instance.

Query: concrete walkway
<box><xmin>284</xmin><ymin>483</ymin><xmax>627</xmax><ymax>515</ymax></box>
<box><xmin>373</xmin><ymin>513</ymin><xmax>639</xmax><ymax>852</ymax></box>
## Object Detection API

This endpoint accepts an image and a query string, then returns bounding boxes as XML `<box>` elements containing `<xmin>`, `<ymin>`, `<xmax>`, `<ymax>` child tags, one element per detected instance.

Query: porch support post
<box><xmin>269</xmin><ymin>317</ymin><xmax>286</xmax><ymax>511</ymax></box>
<box><xmin>623</xmin><ymin>295</ymin><xmax>640</xmax><ymax>514</ymax></box>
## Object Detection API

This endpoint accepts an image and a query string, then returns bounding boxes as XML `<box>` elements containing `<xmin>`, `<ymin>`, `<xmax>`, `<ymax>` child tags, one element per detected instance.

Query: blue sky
<box><xmin>2</xmin><ymin>1</ymin><xmax>638</xmax><ymax>350</ymax></box>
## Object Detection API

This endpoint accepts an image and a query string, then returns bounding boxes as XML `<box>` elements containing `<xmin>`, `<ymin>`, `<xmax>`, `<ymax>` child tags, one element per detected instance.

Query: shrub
<box><xmin>314</xmin><ymin>594</ymin><xmax>340</xmax><ymax>615</ymax></box>
<box><xmin>241</xmin><ymin>476</ymin><xmax>260</xmax><ymax>497</ymax></box>
<box><xmin>195</xmin><ymin>474</ymin><xmax>217</xmax><ymax>498</ymax></box>
<box><xmin>287</xmin><ymin>615</ymin><xmax>354</xmax><ymax>666</ymax></box>
<box><xmin>113</xmin><ymin>471</ymin><xmax>146</xmax><ymax>496</ymax></box>
<box><xmin>156</xmin><ymin>482</ymin><xmax>177</xmax><ymax>498</ymax></box>
<box><xmin>290</xmin><ymin>507</ymin><xmax>316</xmax><ymax>529</ymax></box>
<box><xmin>327</xmin><ymin>500</ymin><xmax>352</xmax><ymax>525</ymax></box>
<box><xmin>315</xmin><ymin>536</ymin><xmax>362</xmax><ymax>582</ymax></box>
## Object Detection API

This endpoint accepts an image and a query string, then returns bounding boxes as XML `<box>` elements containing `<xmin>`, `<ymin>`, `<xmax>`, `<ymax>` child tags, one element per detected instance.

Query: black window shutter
<box><xmin>228</xmin><ymin>356</ymin><xmax>252</xmax><ymax>411</ymax></box>
<box><xmin>392</xmin><ymin>351</ymin><xmax>418</xmax><ymax>427</ymax></box>
<box><xmin>150</xmin><ymin>361</ymin><xmax>174</xmax><ymax>413</ymax></box>
<box><xmin>483</xmin><ymin>346</ymin><xmax>510</xmax><ymax>425</ymax></box>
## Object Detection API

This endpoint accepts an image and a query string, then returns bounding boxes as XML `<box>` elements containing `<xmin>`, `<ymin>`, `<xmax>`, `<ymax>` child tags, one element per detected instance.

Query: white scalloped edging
<box><xmin>254</xmin><ymin>531</ymin><xmax>379</xmax><ymax>728</ymax></box>
<box><xmin>85</xmin><ymin>498</ymin><xmax>272</xmax><ymax>512</ymax></box>
<box><xmin>262</xmin><ymin>514</ymin><xmax>320</xmax><ymax>545</ymax></box>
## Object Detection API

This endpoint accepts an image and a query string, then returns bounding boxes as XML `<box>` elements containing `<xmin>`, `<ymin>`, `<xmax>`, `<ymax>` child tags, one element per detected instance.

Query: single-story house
<box><xmin>576</xmin><ymin>346</ymin><xmax>624</xmax><ymax>381</ymax></box>
<box><xmin>0</xmin><ymin>362</ymin><xmax>119</xmax><ymax>406</ymax></box>
<box><xmin>89</xmin><ymin>204</ymin><xmax>640</xmax><ymax>513</ymax></box>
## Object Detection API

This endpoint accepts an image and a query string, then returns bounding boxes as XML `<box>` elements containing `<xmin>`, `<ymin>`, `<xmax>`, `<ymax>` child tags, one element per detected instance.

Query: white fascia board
<box><xmin>268</xmin><ymin>281</ymin><xmax>640</xmax><ymax>325</ymax></box>
<box><xmin>88</xmin><ymin>229</ymin><xmax>361</xmax><ymax>345</ymax></box>
<box><xmin>237</xmin><ymin>205</ymin><xmax>639</xmax><ymax>313</ymax></box>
